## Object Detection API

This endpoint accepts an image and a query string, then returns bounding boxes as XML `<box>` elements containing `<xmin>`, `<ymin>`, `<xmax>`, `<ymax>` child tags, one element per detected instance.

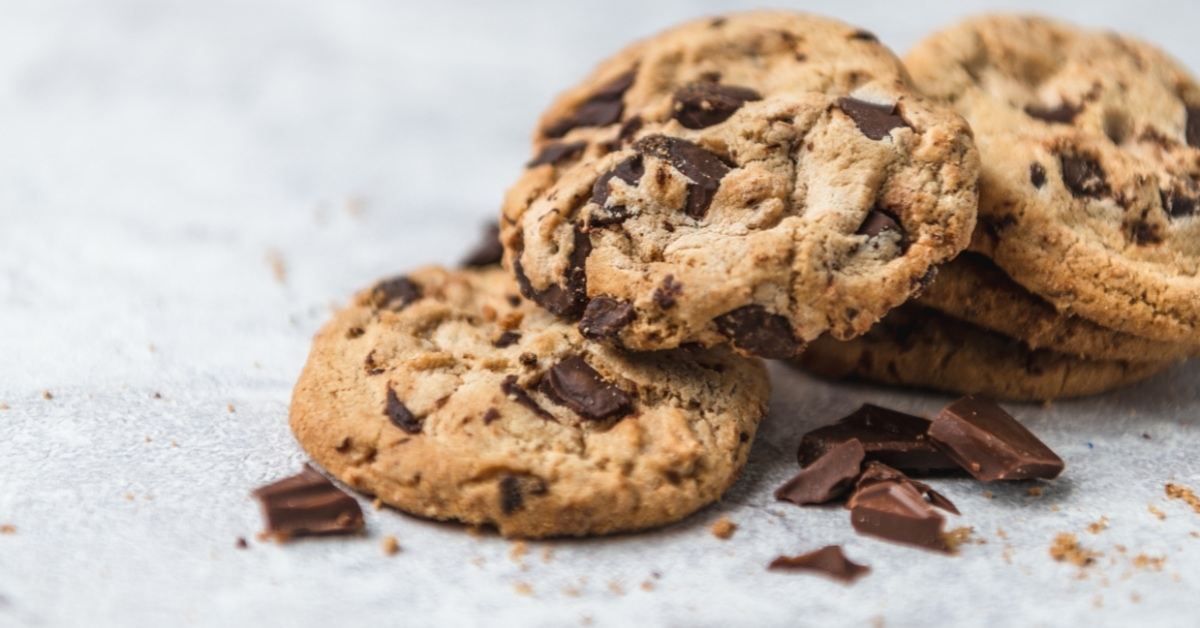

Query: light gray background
<box><xmin>3</xmin><ymin>1</ymin><xmax>1200</xmax><ymax>626</ymax></box>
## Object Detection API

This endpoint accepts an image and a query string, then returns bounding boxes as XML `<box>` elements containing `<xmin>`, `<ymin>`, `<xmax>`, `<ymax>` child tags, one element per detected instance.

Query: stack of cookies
<box><xmin>795</xmin><ymin>15</ymin><xmax>1200</xmax><ymax>401</ymax></box>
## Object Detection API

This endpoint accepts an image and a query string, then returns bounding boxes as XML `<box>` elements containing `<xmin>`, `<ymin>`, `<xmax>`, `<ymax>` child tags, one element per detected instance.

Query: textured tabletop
<box><xmin>2</xmin><ymin>1</ymin><xmax>1200</xmax><ymax>626</ymax></box>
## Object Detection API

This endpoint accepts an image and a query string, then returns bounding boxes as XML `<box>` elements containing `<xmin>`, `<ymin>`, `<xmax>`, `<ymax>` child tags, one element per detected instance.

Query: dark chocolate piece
<box><xmin>591</xmin><ymin>156</ymin><xmax>645</xmax><ymax>225</ymax></box>
<box><xmin>251</xmin><ymin>465</ymin><xmax>365</xmax><ymax>540</ymax></box>
<box><xmin>368</xmin><ymin>276</ymin><xmax>421</xmax><ymax>310</ymax></box>
<box><xmin>850</xmin><ymin>30</ymin><xmax>879</xmax><ymax>42</ymax></box>
<box><xmin>527</xmin><ymin>141</ymin><xmax>587</xmax><ymax>168</ymax></box>
<box><xmin>498</xmin><ymin>474</ymin><xmax>547</xmax><ymax>515</ymax></box>
<box><xmin>1187</xmin><ymin>107</ymin><xmax>1200</xmax><ymax>149</ymax></box>
<box><xmin>774</xmin><ymin>439</ymin><xmax>865</xmax><ymax>506</ymax></box>
<box><xmin>513</xmin><ymin>226</ymin><xmax>592</xmax><ymax>318</ymax></box>
<box><xmin>539</xmin><ymin>356</ymin><xmax>633</xmax><ymax>421</ymax></box>
<box><xmin>501</xmin><ymin>375</ymin><xmax>556</xmax><ymax>422</ymax></box>
<box><xmin>653</xmin><ymin>275</ymin><xmax>683</xmax><ymax>310</ymax></box>
<box><xmin>483</xmin><ymin>408</ymin><xmax>500</xmax><ymax>425</ymax></box>
<box><xmin>768</xmin><ymin>546</ymin><xmax>870</xmax><ymax>583</ymax></box>
<box><xmin>928</xmin><ymin>395</ymin><xmax>1065</xmax><ymax>482</ymax></box>
<box><xmin>1161</xmin><ymin>184</ymin><xmax>1200</xmax><ymax>219</ymax></box>
<box><xmin>798</xmin><ymin>404</ymin><xmax>959</xmax><ymax>474</ymax></box>
<box><xmin>461</xmin><ymin>223</ymin><xmax>503</xmax><ymax>268</ymax></box>
<box><xmin>1030</xmin><ymin>162</ymin><xmax>1047</xmax><ymax>188</ymax></box>
<box><xmin>848</xmin><ymin>461</ymin><xmax>960</xmax><ymax>515</ymax></box>
<box><xmin>837</xmin><ymin>97</ymin><xmax>908</xmax><ymax>141</ymax></box>
<box><xmin>493</xmin><ymin>331</ymin><xmax>521</xmax><ymax>348</ymax></box>
<box><xmin>543</xmin><ymin>70</ymin><xmax>636</xmax><ymax>138</ymax></box>
<box><xmin>1025</xmin><ymin>103</ymin><xmax>1081</xmax><ymax>124</ymax></box>
<box><xmin>849</xmin><ymin>480</ymin><xmax>949</xmax><ymax>552</ymax></box>
<box><xmin>634</xmin><ymin>135</ymin><xmax>731</xmax><ymax>219</ymax></box>
<box><xmin>856</xmin><ymin>210</ymin><xmax>909</xmax><ymax>252</ymax></box>
<box><xmin>579</xmin><ymin>296</ymin><xmax>635</xmax><ymax>340</ymax></box>
<box><xmin>672</xmin><ymin>83</ymin><xmax>762</xmax><ymax>129</ymax></box>
<box><xmin>1060</xmin><ymin>155</ymin><xmax>1108</xmax><ymax>197</ymax></box>
<box><xmin>713</xmin><ymin>305</ymin><xmax>801</xmax><ymax>359</ymax></box>
<box><xmin>386</xmin><ymin>388</ymin><xmax>422</xmax><ymax>434</ymax></box>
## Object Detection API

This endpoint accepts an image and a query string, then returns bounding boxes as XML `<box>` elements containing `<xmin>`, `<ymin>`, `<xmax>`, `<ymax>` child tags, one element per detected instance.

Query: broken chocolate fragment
<box><xmin>512</xmin><ymin>226</ymin><xmax>592</xmax><ymax>318</ymax></box>
<box><xmin>498</xmin><ymin>474</ymin><xmax>547</xmax><ymax>515</ymax></box>
<box><xmin>849</xmin><ymin>480</ymin><xmax>949</xmax><ymax>552</ymax></box>
<box><xmin>251</xmin><ymin>465</ymin><xmax>365</xmax><ymax>540</ymax></box>
<box><xmin>539</xmin><ymin>356</ymin><xmax>633</xmax><ymax>421</ymax></box>
<box><xmin>1060</xmin><ymin>155</ymin><xmax>1108</xmax><ymax>197</ymax></box>
<box><xmin>634</xmin><ymin>135</ymin><xmax>731</xmax><ymax>219</ymax></box>
<box><xmin>493</xmin><ymin>331</ymin><xmax>521</xmax><ymax>348</ymax></box>
<box><xmin>837</xmin><ymin>97</ymin><xmax>908</xmax><ymax>141</ymax></box>
<box><xmin>775</xmin><ymin>439</ymin><xmax>865</xmax><ymax>506</ymax></box>
<box><xmin>482</xmin><ymin>408</ymin><xmax>500</xmax><ymax>425</ymax></box>
<box><xmin>543</xmin><ymin>70</ymin><xmax>636</xmax><ymax>138</ymax></box>
<box><xmin>671</xmin><ymin>83</ymin><xmax>762</xmax><ymax>129</ymax></box>
<box><xmin>768</xmin><ymin>546</ymin><xmax>870</xmax><ymax>583</ymax></box>
<box><xmin>386</xmin><ymin>388</ymin><xmax>422</xmax><ymax>434</ymax></box>
<box><xmin>579</xmin><ymin>296</ymin><xmax>635</xmax><ymax>340</ymax></box>
<box><xmin>1187</xmin><ymin>107</ymin><xmax>1200</xmax><ymax>149</ymax></box>
<box><xmin>847</xmin><ymin>461</ymin><xmax>960</xmax><ymax>515</ymax></box>
<box><xmin>799</xmin><ymin>404</ymin><xmax>959</xmax><ymax>474</ymax></box>
<box><xmin>527</xmin><ymin>141</ymin><xmax>587</xmax><ymax>168</ymax></box>
<box><xmin>590</xmin><ymin>156</ymin><xmax>645</xmax><ymax>225</ymax></box>
<box><xmin>1161</xmin><ymin>184</ymin><xmax>1200</xmax><ymax>219</ymax></box>
<box><xmin>501</xmin><ymin>375</ymin><xmax>556</xmax><ymax>422</ymax></box>
<box><xmin>714</xmin><ymin>305</ymin><xmax>801</xmax><ymax>359</ymax></box>
<box><xmin>1030</xmin><ymin>162</ymin><xmax>1047</xmax><ymax>188</ymax></box>
<box><xmin>461</xmin><ymin>223</ymin><xmax>504</xmax><ymax>268</ymax></box>
<box><xmin>368</xmin><ymin>276</ymin><xmax>421</xmax><ymax>310</ymax></box>
<box><xmin>856</xmin><ymin>210</ymin><xmax>909</xmax><ymax>252</ymax></box>
<box><xmin>927</xmin><ymin>395</ymin><xmax>1065</xmax><ymax>482</ymax></box>
<box><xmin>1025</xmin><ymin>102</ymin><xmax>1081</xmax><ymax>124</ymax></box>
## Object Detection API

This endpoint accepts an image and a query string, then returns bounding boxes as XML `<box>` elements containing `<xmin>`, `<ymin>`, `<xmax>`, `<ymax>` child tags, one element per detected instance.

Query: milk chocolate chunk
<box><xmin>386</xmin><ymin>388</ymin><xmax>422</xmax><ymax>434</ymax></box>
<box><xmin>849</xmin><ymin>481</ymin><xmax>949</xmax><ymax>552</ymax></box>
<box><xmin>251</xmin><ymin>465</ymin><xmax>365</xmax><ymax>540</ymax></box>
<box><xmin>1026</xmin><ymin>102</ymin><xmax>1081</xmax><ymax>124</ymax></box>
<box><xmin>799</xmin><ymin>404</ymin><xmax>959</xmax><ymax>474</ymax></box>
<box><xmin>928</xmin><ymin>395</ymin><xmax>1064</xmax><ymax>482</ymax></box>
<box><xmin>848</xmin><ymin>461</ymin><xmax>959</xmax><ymax>515</ymax></box>
<box><xmin>634</xmin><ymin>135</ymin><xmax>731</xmax><ymax>219</ymax></box>
<box><xmin>368</xmin><ymin>276</ymin><xmax>421</xmax><ymax>310</ymax></box>
<box><xmin>1060</xmin><ymin>155</ymin><xmax>1108</xmax><ymax>197</ymax></box>
<box><xmin>513</xmin><ymin>226</ymin><xmax>592</xmax><ymax>318</ymax></box>
<box><xmin>714</xmin><ymin>305</ymin><xmax>801</xmax><ymax>359</ymax></box>
<box><xmin>544</xmin><ymin>70</ymin><xmax>636</xmax><ymax>138</ymax></box>
<box><xmin>1187</xmin><ymin>107</ymin><xmax>1200</xmax><ymax>149</ymax></box>
<box><xmin>527</xmin><ymin>141</ymin><xmax>587</xmax><ymax>168</ymax></box>
<box><xmin>539</xmin><ymin>356</ymin><xmax>633</xmax><ymax>421</ymax></box>
<box><xmin>837</xmin><ymin>97</ymin><xmax>909</xmax><ymax>141</ymax></box>
<box><xmin>1030</xmin><ymin>162</ymin><xmax>1047</xmax><ymax>188</ymax></box>
<box><xmin>461</xmin><ymin>223</ymin><xmax>504</xmax><ymax>268</ymax></box>
<box><xmin>579</xmin><ymin>296</ymin><xmax>635</xmax><ymax>340</ymax></box>
<box><xmin>768</xmin><ymin>546</ymin><xmax>870</xmax><ymax>583</ymax></box>
<box><xmin>501</xmin><ymin>375</ymin><xmax>556</xmax><ymax>422</ymax></box>
<box><xmin>775</xmin><ymin>439</ymin><xmax>865</xmax><ymax>506</ymax></box>
<box><xmin>672</xmin><ymin>83</ymin><xmax>762</xmax><ymax>129</ymax></box>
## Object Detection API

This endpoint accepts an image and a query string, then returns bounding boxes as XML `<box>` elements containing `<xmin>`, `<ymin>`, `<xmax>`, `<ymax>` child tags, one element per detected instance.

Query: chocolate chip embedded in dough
<box><xmin>527</xmin><ymin>141</ymin><xmax>588</xmax><ymax>168</ymax></box>
<box><xmin>385</xmin><ymin>388</ymin><xmax>422</xmax><ymax>434</ymax></box>
<box><xmin>543</xmin><ymin>70</ymin><xmax>636</xmax><ymax>138</ymax></box>
<box><xmin>498</xmin><ymin>475</ymin><xmax>547</xmax><ymax>516</ymax></box>
<box><xmin>501</xmin><ymin>375</ymin><xmax>556</xmax><ymax>422</ymax></box>
<box><xmin>634</xmin><ymin>135</ymin><xmax>731</xmax><ymax>219</ymax></box>
<box><xmin>1186</xmin><ymin>107</ymin><xmax>1200</xmax><ymax>149</ymax></box>
<box><xmin>1030</xmin><ymin>162</ymin><xmax>1047</xmax><ymax>189</ymax></box>
<box><xmin>493</xmin><ymin>331</ymin><xmax>521</xmax><ymax>348</ymax></box>
<box><xmin>513</xmin><ymin>226</ymin><xmax>593</xmax><ymax>318</ymax></box>
<box><xmin>579</xmin><ymin>296</ymin><xmax>635</xmax><ymax>340</ymax></box>
<box><xmin>368</xmin><ymin>276</ymin><xmax>421</xmax><ymax>310</ymax></box>
<box><xmin>1060</xmin><ymin>155</ymin><xmax>1109</xmax><ymax>197</ymax></box>
<box><xmin>671</xmin><ymin>83</ymin><xmax>762</xmax><ymax>129</ymax></box>
<box><xmin>713</xmin><ymin>305</ymin><xmax>801</xmax><ymax>359</ymax></box>
<box><xmin>538</xmin><ymin>356</ymin><xmax>633</xmax><ymax>421</ymax></box>
<box><xmin>591</xmin><ymin>156</ymin><xmax>645</xmax><ymax>226</ymax></box>
<box><xmin>849</xmin><ymin>30</ymin><xmax>879</xmax><ymax>42</ymax></box>
<box><xmin>855</xmin><ymin>209</ymin><xmax>909</xmax><ymax>253</ymax></box>
<box><xmin>837</xmin><ymin>97</ymin><xmax>909</xmax><ymax>141</ymax></box>
<box><xmin>653</xmin><ymin>275</ymin><xmax>683</xmax><ymax>310</ymax></box>
<box><xmin>1025</xmin><ymin>103</ymin><xmax>1081</xmax><ymax>124</ymax></box>
<box><xmin>1161</xmin><ymin>185</ymin><xmax>1200</xmax><ymax>219</ymax></box>
<box><xmin>482</xmin><ymin>408</ymin><xmax>501</xmax><ymax>425</ymax></box>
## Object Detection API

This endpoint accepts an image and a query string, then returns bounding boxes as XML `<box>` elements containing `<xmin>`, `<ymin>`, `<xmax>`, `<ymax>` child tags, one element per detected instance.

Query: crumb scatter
<box><xmin>710</xmin><ymin>516</ymin><xmax>737</xmax><ymax>540</ymax></box>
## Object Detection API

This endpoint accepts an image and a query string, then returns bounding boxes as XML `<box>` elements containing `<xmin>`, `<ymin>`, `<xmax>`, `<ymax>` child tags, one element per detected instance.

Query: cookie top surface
<box><xmin>501</xmin><ymin>11</ymin><xmax>979</xmax><ymax>357</ymax></box>
<box><xmin>793</xmin><ymin>303</ymin><xmax>1176</xmax><ymax>402</ymax></box>
<box><xmin>905</xmin><ymin>15</ymin><xmax>1200</xmax><ymax>342</ymax></box>
<box><xmin>289</xmin><ymin>266</ymin><xmax>770</xmax><ymax>538</ymax></box>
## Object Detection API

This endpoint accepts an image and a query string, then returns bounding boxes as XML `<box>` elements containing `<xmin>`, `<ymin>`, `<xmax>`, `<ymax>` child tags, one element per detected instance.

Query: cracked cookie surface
<box><xmin>289</xmin><ymin>266</ymin><xmax>769</xmax><ymax>538</ymax></box>
<box><xmin>906</xmin><ymin>15</ymin><xmax>1200</xmax><ymax>342</ymax></box>
<box><xmin>501</xmin><ymin>11</ymin><xmax>979</xmax><ymax>357</ymax></box>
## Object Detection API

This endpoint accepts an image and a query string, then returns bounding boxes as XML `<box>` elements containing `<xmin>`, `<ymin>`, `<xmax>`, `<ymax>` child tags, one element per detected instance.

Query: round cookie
<box><xmin>501</xmin><ymin>11</ymin><xmax>979</xmax><ymax>358</ymax></box>
<box><xmin>906</xmin><ymin>15</ymin><xmax>1200</xmax><ymax>343</ymax></box>
<box><xmin>289</xmin><ymin>266</ymin><xmax>770</xmax><ymax>538</ymax></box>
<box><xmin>792</xmin><ymin>303</ymin><xmax>1177</xmax><ymax>401</ymax></box>
<box><xmin>916</xmin><ymin>252</ymin><xmax>1197</xmax><ymax>362</ymax></box>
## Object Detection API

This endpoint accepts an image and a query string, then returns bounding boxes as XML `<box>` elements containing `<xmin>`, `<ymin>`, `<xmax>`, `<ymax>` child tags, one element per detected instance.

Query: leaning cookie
<box><xmin>289</xmin><ymin>266</ymin><xmax>769</xmax><ymax>538</ymax></box>
<box><xmin>502</xmin><ymin>11</ymin><xmax>979</xmax><ymax>358</ymax></box>
<box><xmin>792</xmin><ymin>303</ymin><xmax>1176</xmax><ymax>401</ymax></box>
<box><xmin>906</xmin><ymin>15</ymin><xmax>1200</xmax><ymax>343</ymax></box>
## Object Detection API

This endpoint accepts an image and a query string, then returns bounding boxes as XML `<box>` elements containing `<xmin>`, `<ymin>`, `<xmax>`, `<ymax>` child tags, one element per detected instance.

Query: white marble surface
<box><xmin>2</xmin><ymin>1</ymin><xmax>1200</xmax><ymax>626</ymax></box>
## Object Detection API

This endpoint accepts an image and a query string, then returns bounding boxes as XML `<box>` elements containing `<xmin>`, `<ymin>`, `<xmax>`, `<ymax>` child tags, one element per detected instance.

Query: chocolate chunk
<box><xmin>774</xmin><ymin>439</ymin><xmax>865</xmax><ymax>506</ymax></box>
<box><xmin>849</xmin><ymin>481</ymin><xmax>949</xmax><ymax>552</ymax></box>
<box><xmin>1030</xmin><ymin>162</ymin><xmax>1047</xmax><ymax>188</ymax></box>
<box><xmin>461</xmin><ymin>222</ymin><xmax>504</xmax><ymax>268</ymax></box>
<box><xmin>527</xmin><ymin>141</ymin><xmax>587</xmax><ymax>168</ymax></box>
<box><xmin>713</xmin><ymin>305</ymin><xmax>801</xmax><ymax>359</ymax></box>
<box><xmin>543</xmin><ymin>70</ymin><xmax>636</xmax><ymax>138</ymax></box>
<box><xmin>850</xmin><ymin>30</ymin><xmax>878</xmax><ymax>42</ymax></box>
<box><xmin>513</xmin><ymin>226</ymin><xmax>592</xmax><ymax>318</ymax></box>
<box><xmin>368</xmin><ymin>276</ymin><xmax>421</xmax><ymax>310</ymax></box>
<box><xmin>1133</xmin><ymin>219</ymin><xmax>1164</xmax><ymax>245</ymax></box>
<box><xmin>1187</xmin><ymin>107</ymin><xmax>1200</xmax><ymax>149</ymax></box>
<box><xmin>1026</xmin><ymin>103</ymin><xmax>1081</xmax><ymax>124</ymax></box>
<box><xmin>837</xmin><ymin>97</ymin><xmax>908</xmax><ymax>141</ymax></box>
<box><xmin>539</xmin><ymin>356</ymin><xmax>633</xmax><ymax>421</ymax></box>
<box><xmin>519</xmin><ymin>352</ymin><xmax>538</xmax><ymax>367</ymax></box>
<box><xmin>847</xmin><ymin>461</ymin><xmax>959</xmax><ymax>515</ymax></box>
<box><xmin>501</xmin><ymin>375</ymin><xmax>556</xmax><ymax>422</ymax></box>
<box><xmin>928</xmin><ymin>395</ymin><xmax>1065</xmax><ymax>482</ymax></box>
<box><xmin>768</xmin><ymin>546</ymin><xmax>870</xmax><ymax>583</ymax></box>
<box><xmin>579</xmin><ymin>296</ymin><xmax>635</xmax><ymax>340</ymax></box>
<box><xmin>616</xmin><ymin>116</ymin><xmax>643</xmax><ymax>145</ymax></box>
<box><xmin>483</xmin><ymin>408</ymin><xmax>500</xmax><ymax>425</ymax></box>
<box><xmin>251</xmin><ymin>465</ymin><xmax>365</xmax><ymax>540</ymax></box>
<box><xmin>653</xmin><ymin>275</ymin><xmax>683</xmax><ymax>310</ymax></box>
<box><xmin>493</xmin><ymin>331</ymin><xmax>521</xmax><ymax>348</ymax></box>
<box><xmin>1161</xmin><ymin>185</ymin><xmax>1200</xmax><ymax>218</ymax></box>
<box><xmin>671</xmin><ymin>83</ymin><xmax>762</xmax><ymax>129</ymax></box>
<box><xmin>634</xmin><ymin>135</ymin><xmax>731</xmax><ymax>219</ymax></box>
<box><xmin>798</xmin><ymin>404</ymin><xmax>960</xmax><ymax>474</ymax></box>
<box><xmin>385</xmin><ymin>388</ymin><xmax>422</xmax><ymax>434</ymax></box>
<box><xmin>590</xmin><ymin>156</ymin><xmax>645</xmax><ymax>225</ymax></box>
<box><xmin>856</xmin><ymin>209</ymin><xmax>909</xmax><ymax>252</ymax></box>
<box><xmin>498</xmin><ymin>474</ymin><xmax>547</xmax><ymax>515</ymax></box>
<box><xmin>1060</xmin><ymin>155</ymin><xmax>1108</xmax><ymax>197</ymax></box>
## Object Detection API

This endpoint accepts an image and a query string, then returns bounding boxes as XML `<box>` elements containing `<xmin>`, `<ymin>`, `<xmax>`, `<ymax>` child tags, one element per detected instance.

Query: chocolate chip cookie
<box><xmin>501</xmin><ymin>11</ymin><xmax>980</xmax><ymax>358</ymax></box>
<box><xmin>906</xmin><ymin>15</ymin><xmax>1200</xmax><ymax>343</ymax></box>
<box><xmin>289</xmin><ymin>266</ymin><xmax>769</xmax><ymax>538</ymax></box>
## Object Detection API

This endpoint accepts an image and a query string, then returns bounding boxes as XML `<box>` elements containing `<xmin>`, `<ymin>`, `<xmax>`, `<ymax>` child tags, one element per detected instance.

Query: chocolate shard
<box><xmin>590</xmin><ymin>155</ymin><xmax>645</xmax><ymax>226</ymax></box>
<box><xmin>672</xmin><ymin>82</ymin><xmax>762</xmax><ymax>129</ymax></box>
<box><xmin>498</xmin><ymin>474</ymin><xmax>547</xmax><ymax>515</ymax></box>
<box><xmin>848</xmin><ymin>461</ymin><xmax>960</xmax><ymax>516</ymax></box>
<box><xmin>634</xmin><ymin>135</ymin><xmax>731</xmax><ymax>219</ymax></box>
<box><xmin>849</xmin><ymin>480</ymin><xmax>949</xmax><ymax>552</ymax></box>
<box><xmin>579</xmin><ymin>296</ymin><xmax>635</xmax><ymax>340</ymax></box>
<box><xmin>768</xmin><ymin>546</ymin><xmax>871</xmax><ymax>583</ymax></box>
<box><xmin>928</xmin><ymin>395</ymin><xmax>1065</xmax><ymax>482</ymax></box>
<box><xmin>799</xmin><ymin>404</ymin><xmax>960</xmax><ymax>474</ymax></box>
<box><xmin>1030</xmin><ymin>162</ymin><xmax>1047</xmax><ymax>188</ymax></box>
<box><xmin>543</xmin><ymin>70</ymin><xmax>636</xmax><ymax>138</ymax></box>
<box><xmin>493</xmin><ymin>331</ymin><xmax>521</xmax><ymax>348</ymax></box>
<box><xmin>713</xmin><ymin>304</ymin><xmax>801</xmax><ymax>359</ymax></box>
<box><xmin>527</xmin><ymin>141</ymin><xmax>588</xmax><ymax>168</ymax></box>
<box><xmin>1161</xmin><ymin>184</ymin><xmax>1200</xmax><ymax>219</ymax></box>
<box><xmin>513</xmin><ymin>226</ymin><xmax>592</xmax><ymax>318</ymax></box>
<box><xmin>368</xmin><ymin>276</ymin><xmax>421</xmax><ymax>310</ymax></box>
<box><xmin>501</xmin><ymin>375</ymin><xmax>556</xmax><ymax>422</ymax></box>
<box><xmin>774</xmin><ymin>439</ymin><xmax>865</xmax><ymax>506</ymax></box>
<box><xmin>539</xmin><ymin>356</ymin><xmax>633</xmax><ymax>421</ymax></box>
<box><xmin>461</xmin><ymin>222</ymin><xmax>504</xmax><ymax>268</ymax></box>
<box><xmin>251</xmin><ymin>465</ymin><xmax>365</xmax><ymax>540</ymax></box>
<box><xmin>1060</xmin><ymin>155</ymin><xmax>1109</xmax><ymax>197</ymax></box>
<box><xmin>386</xmin><ymin>388</ymin><xmax>422</xmax><ymax>434</ymax></box>
<box><xmin>837</xmin><ymin>97</ymin><xmax>909</xmax><ymax>141</ymax></box>
<box><xmin>856</xmin><ymin>209</ymin><xmax>909</xmax><ymax>252</ymax></box>
<box><xmin>850</xmin><ymin>30</ymin><xmax>879</xmax><ymax>42</ymax></box>
<box><xmin>1025</xmin><ymin>103</ymin><xmax>1081</xmax><ymax>124</ymax></box>
<box><xmin>1187</xmin><ymin>107</ymin><xmax>1200</xmax><ymax>149</ymax></box>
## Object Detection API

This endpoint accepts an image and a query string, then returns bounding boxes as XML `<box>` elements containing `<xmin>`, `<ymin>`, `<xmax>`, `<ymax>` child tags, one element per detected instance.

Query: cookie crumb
<box><xmin>1131</xmin><ymin>592</ymin><xmax>1142</xmax><ymax>603</ymax></box>
<box><xmin>983</xmin><ymin>491</ymin><xmax>994</xmax><ymax>499</ymax></box>
<box><xmin>145</xmin><ymin>437</ymin><xmax>152</xmax><ymax>443</ymax></box>
<box><xmin>996</xmin><ymin>528</ymin><xmax>1008</xmax><ymax>539</ymax></box>
<box><xmin>1086</xmin><ymin>517</ymin><xmax>1108</xmax><ymax>534</ymax></box>
<box><xmin>541</xmin><ymin>547</ymin><xmax>554</xmax><ymax>563</ymax></box>
<box><xmin>0</xmin><ymin>403</ymin><xmax>8</xmax><ymax>410</ymax></box>
<box><xmin>152</xmin><ymin>392</ymin><xmax>162</xmax><ymax>399</ymax></box>
<box><xmin>1148</xmin><ymin>504</ymin><xmax>1166</xmax><ymax>519</ymax></box>
<box><xmin>171</xmin><ymin>440</ymin><xmax>178</xmax><ymax>447</ymax></box>
<box><xmin>227</xmin><ymin>404</ymin><xmax>235</xmax><ymax>413</ymax></box>
<box><xmin>1132</xmin><ymin>553</ymin><xmax>1165</xmax><ymax>571</ymax></box>
<box><xmin>42</xmin><ymin>391</ymin><xmax>52</xmax><ymax>400</ymax></box>
<box><xmin>513</xmin><ymin>583</ymin><xmax>533</xmax><ymax>596</ymax></box>
<box><xmin>871</xmin><ymin>617</ymin><xmax>886</xmax><ymax>628</ymax></box>
<box><xmin>381</xmin><ymin>536</ymin><xmax>400</xmax><ymax>556</ymax></box>
<box><xmin>372</xmin><ymin>498</ymin><xmax>384</xmax><ymax>511</ymax></box>
<box><xmin>1165</xmin><ymin>483</ymin><xmax>1200</xmax><ymax>514</ymax></box>
<box><xmin>345</xmin><ymin>196</ymin><xmax>366</xmax><ymax>218</ymax></box>
<box><xmin>562</xmin><ymin>587</ymin><xmax>581</xmax><ymax>597</ymax></box>
<box><xmin>510</xmin><ymin>541</ymin><xmax>528</xmax><ymax>562</ymax></box>
<box><xmin>1027</xmin><ymin>487</ymin><xmax>1044</xmax><ymax>497</ymax></box>
<box><xmin>266</xmin><ymin>250</ymin><xmax>287</xmax><ymax>283</ymax></box>
<box><xmin>608</xmin><ymin>582</ymin><xmax>624</xmax><ymax>595</ymax></box>
<box><xmin>1051</xmin><ymin>504</ymin><xmax>1060</xmax><ymax>511</ymax></box>
<box><xmin>710</xmin><ymin>516</ymin><xmax>737</xmax><ymax>540</ymax></box>
<box><xmin>943</xmin><ymin>526</ymin><xmax>975</xmax><ymax>552</ymax></box>
<box><xmin>1049</xmin><ymin>533</ymin><xmax>1100</xmax><ymax>567</ymax></box>
<box><xmin>235</xmin><ymin>537</ymin><xmax>248</xmax><ymax>549</ymax></box>
<box><xmin>0</xmin><ymin>525</ymin><xmax>15</xmax><ymax>535</ymax></box>
<box><xmin>124</xmin><ymin>493</ymin><xmax>134</xmax><ymax>501</ymax></box>
<box><xmin>640</xmin><ymin>580</ymin><xmax>654</xmax><ymax>591</ymax></box>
